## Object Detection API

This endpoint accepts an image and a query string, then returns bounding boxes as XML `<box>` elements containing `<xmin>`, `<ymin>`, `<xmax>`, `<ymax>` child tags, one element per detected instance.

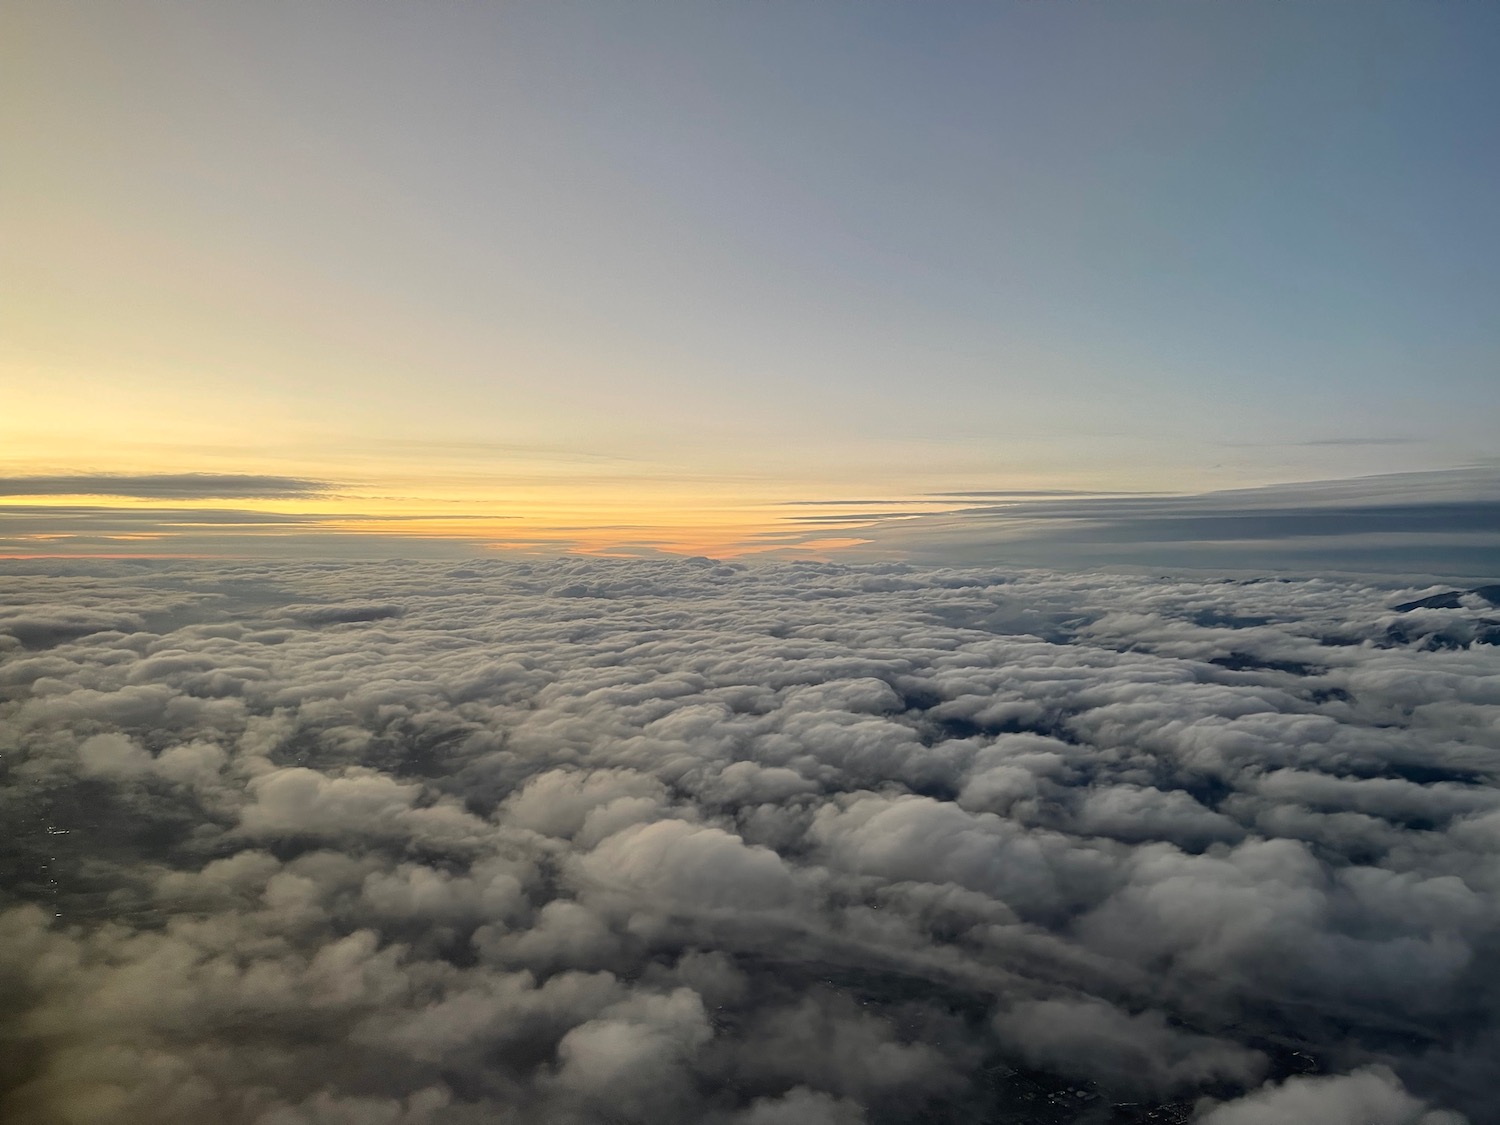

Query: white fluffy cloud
<box><xmin>1199</xmin><ymin>1067</ymin><xmax>1468</xmax><ymax>1125</ymax></box>
<box><xmin>1</xmin><ymin>556</ymin><xmax>1494</xmax><ymax>1123</ymax></box>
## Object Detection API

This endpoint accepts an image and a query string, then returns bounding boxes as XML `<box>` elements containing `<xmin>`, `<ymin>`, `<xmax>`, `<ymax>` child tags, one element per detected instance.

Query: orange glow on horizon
<box><xmin>0</xmin><ymin>446</ymin><xmax>1032</xmax><ymax>559</ymax></box>
<box><xmin>0</xmin><ymin>483</ymin><xmax>970</xmax><ymax>559</ymax></box>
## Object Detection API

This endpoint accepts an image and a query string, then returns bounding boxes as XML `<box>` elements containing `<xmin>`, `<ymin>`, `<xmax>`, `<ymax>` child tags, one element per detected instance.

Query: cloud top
<box><xmin>1</xmin><ymin>556</ymin><xmax>1495</xmax><ymax>1123</ymax></box>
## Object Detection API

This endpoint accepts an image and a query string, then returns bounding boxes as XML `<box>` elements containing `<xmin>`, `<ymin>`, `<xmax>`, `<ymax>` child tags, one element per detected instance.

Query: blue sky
<box><xmin>3</xmin><ymin>0</ymin><xmax>1497</xmax><ymax>556</ymax></box>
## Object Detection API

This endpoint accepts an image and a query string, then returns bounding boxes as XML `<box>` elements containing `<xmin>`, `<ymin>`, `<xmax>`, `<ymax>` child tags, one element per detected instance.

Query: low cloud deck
<box><xmin>0</xmin><ymin>558</ymin><xmax>1494</xmax><ymax>1123</ymax></box>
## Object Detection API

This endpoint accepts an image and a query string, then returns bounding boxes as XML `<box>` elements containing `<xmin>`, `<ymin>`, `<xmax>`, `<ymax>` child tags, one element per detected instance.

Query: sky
<box><xmin>6</xmin><ymin>9</ymin><xmax>1500</xmax><ymax>1118</ymax></box>
<box><xmin>3</xmin><ymin>0</ymin><xmax>1498</xmax><ymax>559</ymax></box>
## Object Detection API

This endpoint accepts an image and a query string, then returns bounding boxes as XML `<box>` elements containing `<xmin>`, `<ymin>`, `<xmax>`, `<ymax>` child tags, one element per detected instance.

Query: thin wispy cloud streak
<box><xmin>781</xmin><ymin>500</ymin><xmax>963</xmax><ymax>507</ymax></box>
<box><xmin>927</xmin><ymin>490</ymin><xmax>1157</xmax><ymax>499</ymax></box>
<box><xmin>784</xmin><ymin>513</ymin><xmax>929</xmax><ymax>524</ymax></box>
<box><xmin>1296</xmin><ymin>438</ymin><xmax>1418</xmax><ymax>448</ymax></box>
<box><xmin>0</xmin><ymin>475</ymin><xmax>337</xmax><ymax>499</ymax></box>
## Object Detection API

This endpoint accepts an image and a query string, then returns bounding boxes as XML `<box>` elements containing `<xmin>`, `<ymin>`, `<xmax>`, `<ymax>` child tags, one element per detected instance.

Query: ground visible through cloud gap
<box><xmin>2</xmin><ymin>558</ymin><xmax>1496</xmax><ymax>1124</ymax></box>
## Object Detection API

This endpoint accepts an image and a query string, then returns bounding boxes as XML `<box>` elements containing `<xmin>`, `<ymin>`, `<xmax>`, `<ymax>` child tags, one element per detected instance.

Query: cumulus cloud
<box><xmin>1199</xmin><ymin>1067</ymin><xmax>1466</xmax><ymax>1125</ymax></box>
<box><xmin>993</xmin><ymin>997</ymin><xmax>1266</xmax><ymax>1095</ymax></box>
<box><xmin>1</xmin><ymin>556</ymin><xmax>1495</xmax><ymax>1123</ymax></box>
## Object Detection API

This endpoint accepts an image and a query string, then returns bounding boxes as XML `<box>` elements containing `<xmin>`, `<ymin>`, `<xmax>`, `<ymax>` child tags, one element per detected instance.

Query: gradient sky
<box><xmin>4</xmin><ymin>1</ymin><xmax>1498</xmax><ymax>557</ymax></box>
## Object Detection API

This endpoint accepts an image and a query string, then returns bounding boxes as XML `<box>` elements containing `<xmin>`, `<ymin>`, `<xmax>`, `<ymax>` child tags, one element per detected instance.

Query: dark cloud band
<box><xmin>0</xmin><ymin>474</ymin><xmax>336</xmax><ymax>499</ymax></box>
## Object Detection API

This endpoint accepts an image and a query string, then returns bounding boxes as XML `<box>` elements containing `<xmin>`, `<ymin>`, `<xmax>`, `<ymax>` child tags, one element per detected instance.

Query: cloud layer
<box><xmin>848</xmin><ymin>469</ymin><xmax>1500</xmax><ymax>577</ymax></box>
<box><xmin>0</xmin><ymin>474</ymin><xmax>336</xmax><ymax>499</ymax></box>
<box><xmin>2</xmin><ymin>557</ymin><xmax>1497</xmax><ymax>1123</ymax></box>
